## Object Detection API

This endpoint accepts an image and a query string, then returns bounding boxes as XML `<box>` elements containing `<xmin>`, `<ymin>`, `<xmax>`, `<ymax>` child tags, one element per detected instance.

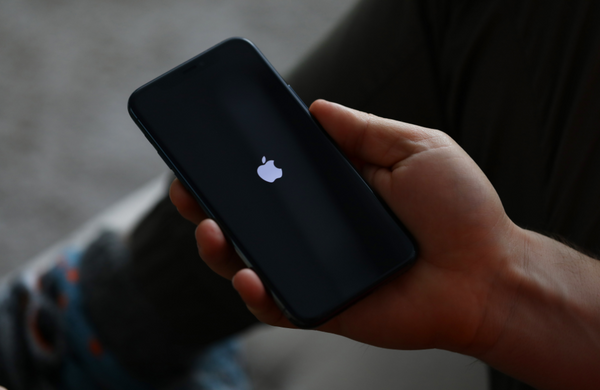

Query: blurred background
<box><xmin>0</xmin><ymin>0</ymin><xmax>359</xmax><ymax>275</ymax></box>
<box><xmin>0</xmin><ymin>1</ymin><xmax>490</xmax><ymax>389</ymax></box>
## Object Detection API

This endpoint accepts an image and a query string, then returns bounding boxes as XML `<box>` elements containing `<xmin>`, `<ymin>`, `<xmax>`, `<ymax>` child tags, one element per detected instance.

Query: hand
<box><xmin>170</xmin><ymin>99</ymin><xmax>520</xmax><ymax>354</ymax></box>
<box><xmin>172</xmin><ymin>100</ymin><xmax>600</xmax><ymax>389</ymax></box>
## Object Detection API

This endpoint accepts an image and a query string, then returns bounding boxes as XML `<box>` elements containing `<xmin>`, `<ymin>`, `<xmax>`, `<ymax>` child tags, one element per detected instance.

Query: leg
<box><xmin>0</xmin><ymin>185</ymin><xmax>258</xmax><ymax>389</ymax></box>
<box><xmin>81</xmin><ymin>193</ymin><xmax>258</xmax><ymax>384</ymax></box>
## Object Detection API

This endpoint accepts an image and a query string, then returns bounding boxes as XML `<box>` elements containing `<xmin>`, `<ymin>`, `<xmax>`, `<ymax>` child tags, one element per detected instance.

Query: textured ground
<box><xmin>0</xmin><ymin>0</ymin><xmax>357</xmax><ymax>275</ymax></box>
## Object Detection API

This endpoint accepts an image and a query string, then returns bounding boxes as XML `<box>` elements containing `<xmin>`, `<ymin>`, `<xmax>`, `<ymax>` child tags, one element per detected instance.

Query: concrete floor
<box><xmin>0</xmin><ymin>0</ymin><xmax>358</xmax><ymax>275</ymax></box>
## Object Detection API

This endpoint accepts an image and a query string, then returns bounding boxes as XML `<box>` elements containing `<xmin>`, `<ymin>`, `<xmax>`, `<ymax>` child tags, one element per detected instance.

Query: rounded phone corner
<box><xmin>285</xmin><ymin>312</ymin><xmax>333</xmax><ymax>330</ymax></box>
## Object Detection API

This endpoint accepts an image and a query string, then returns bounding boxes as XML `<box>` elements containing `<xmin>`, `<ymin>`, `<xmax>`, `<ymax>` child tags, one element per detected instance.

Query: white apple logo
<box><xmin>257</xmin><ymin>156</ymin><xmax>283</xmax><ymax>183</ymax></box>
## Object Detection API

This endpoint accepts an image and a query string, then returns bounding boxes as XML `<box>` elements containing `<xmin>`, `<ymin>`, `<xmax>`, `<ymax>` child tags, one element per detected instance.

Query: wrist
<box><xmin>456</xmin><ymin>222</ymin><xmax>530</xmax><ymax>358</ymax></box>
<box><xmin>468</xmin><ymin>228</ymin><xmax>600</xmax><ymax>389</ymax></box>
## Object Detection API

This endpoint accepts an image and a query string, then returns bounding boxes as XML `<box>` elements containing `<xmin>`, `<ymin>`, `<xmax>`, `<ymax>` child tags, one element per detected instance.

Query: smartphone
<box><xmin>128</xmin><ymin>37</ymin><xmax>417</xmax><ymax>328</ymax></box>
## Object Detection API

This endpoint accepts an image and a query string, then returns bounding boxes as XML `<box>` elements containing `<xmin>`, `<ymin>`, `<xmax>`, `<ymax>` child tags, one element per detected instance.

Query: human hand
<box><xmin>170</xmin><ymin>99</ymin><xmax>522</xmax><ymax>356</ymax></box>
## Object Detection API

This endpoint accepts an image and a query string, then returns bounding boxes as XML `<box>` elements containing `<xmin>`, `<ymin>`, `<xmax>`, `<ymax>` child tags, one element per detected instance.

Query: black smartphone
<box><xmin>128</xmin><ymin>38</ymin><xmax>417</xmax><ymax>328</ymax></box>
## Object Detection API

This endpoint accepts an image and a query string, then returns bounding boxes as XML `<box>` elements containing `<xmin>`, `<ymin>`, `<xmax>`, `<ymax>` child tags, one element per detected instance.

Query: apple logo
<box><xmin>257</xmin><ymin>156</ymin><xmax>283</xmax><ymax>183</ymax></box>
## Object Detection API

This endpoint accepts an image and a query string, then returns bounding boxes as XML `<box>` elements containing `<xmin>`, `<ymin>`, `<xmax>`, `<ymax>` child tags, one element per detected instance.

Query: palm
<box><xmin>325</xmin><ymin>135</ymin><xmax>512</xmax><ymax>353</ymax></box>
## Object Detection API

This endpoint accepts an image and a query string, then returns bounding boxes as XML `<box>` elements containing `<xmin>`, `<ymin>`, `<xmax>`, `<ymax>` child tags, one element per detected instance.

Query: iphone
<box><xmin>128</xmin><ymin>38</ymin><xmax>417</xmax><ymax>328</ymax></box>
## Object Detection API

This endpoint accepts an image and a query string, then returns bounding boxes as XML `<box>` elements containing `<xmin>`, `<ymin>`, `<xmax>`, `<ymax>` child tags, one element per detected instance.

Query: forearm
<box><xmin>476</xmin><ymin>228</ymin><xmax>600</xmax><ymax>390</ymax></box>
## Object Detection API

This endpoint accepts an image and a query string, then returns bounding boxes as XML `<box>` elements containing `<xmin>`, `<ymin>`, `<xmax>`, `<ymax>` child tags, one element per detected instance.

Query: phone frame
<box><xmin>128</xmin><ymin>38</ymin><xmax>417</xmax><ymax>328</ymax></box>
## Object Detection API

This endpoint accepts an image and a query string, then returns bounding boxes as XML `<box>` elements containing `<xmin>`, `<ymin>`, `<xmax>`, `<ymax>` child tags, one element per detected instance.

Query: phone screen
<box><xmin>128</xmin><ymin>38</ymin><xmax>416</xmax><ymax>328</ymax></box>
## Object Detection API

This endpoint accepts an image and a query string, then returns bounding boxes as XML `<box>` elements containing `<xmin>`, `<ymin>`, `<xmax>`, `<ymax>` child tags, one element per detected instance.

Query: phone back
<box><xmin>128</xmin><ymin>38</ymin><xmax>417</xmax><ymax>328</ymax></box>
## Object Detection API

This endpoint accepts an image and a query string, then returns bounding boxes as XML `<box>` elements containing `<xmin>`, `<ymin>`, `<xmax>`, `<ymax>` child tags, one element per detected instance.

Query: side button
<box><xmin>233</xmin><ymin>244</ymin><xmax>253</xmax><ymax>269</ymax></box>
<box><xmin>287</xmin><ymin>84</ymin><xmax>309</xmax><ymax>110</ymax></box>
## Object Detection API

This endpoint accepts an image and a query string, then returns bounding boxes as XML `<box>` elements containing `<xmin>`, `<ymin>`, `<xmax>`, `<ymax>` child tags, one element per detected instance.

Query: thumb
<box><xmin>309</xmin><ymin>99</ymin><xmax>439</xmax><ymax>168</ymax></box>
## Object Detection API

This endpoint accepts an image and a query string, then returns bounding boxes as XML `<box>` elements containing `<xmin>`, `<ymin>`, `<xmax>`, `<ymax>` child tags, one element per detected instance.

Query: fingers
<box><xmin>195</xmin><ymin>219</ymin><xmax>246</xmax><ymax>280</ymax></box>
<box><xmin>231</xmin><ymin>267</ymin><xmax>350</xmax><ymax>332</ymax></box>
<box><xmin>170</xmin><ymin>178</ymin><xmax>247</xmax><ymax>279</ymax></box>
<box><xmin>196</xmin><ymin>222</ymin><xmax>296</xmax><ymax>328</ymax></box>
<box><xmin>309</xmin><ymin>99</ymin><xmax>449</xmax><ymax>168</ymax></box>
<box><xmin>169</xmin><ymin>178</ymin><xmax>207</xmax><ymax>224</ymax></box>
<box><xmin>168</xmin><ymin>175</ymin><xmax>296</xmax><ymax>330</ymax></box>
<box><xmin>232</xmin><ymin>269</ymin><xmax>295</xmax><ymax>329</ymax></box>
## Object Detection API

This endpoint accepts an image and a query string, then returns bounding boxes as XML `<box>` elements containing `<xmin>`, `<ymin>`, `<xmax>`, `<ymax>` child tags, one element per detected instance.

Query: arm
<box><xmin>170</xmin><ymin>100</ymin><xmax>600</xmax><ymax>389</ymax></box>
